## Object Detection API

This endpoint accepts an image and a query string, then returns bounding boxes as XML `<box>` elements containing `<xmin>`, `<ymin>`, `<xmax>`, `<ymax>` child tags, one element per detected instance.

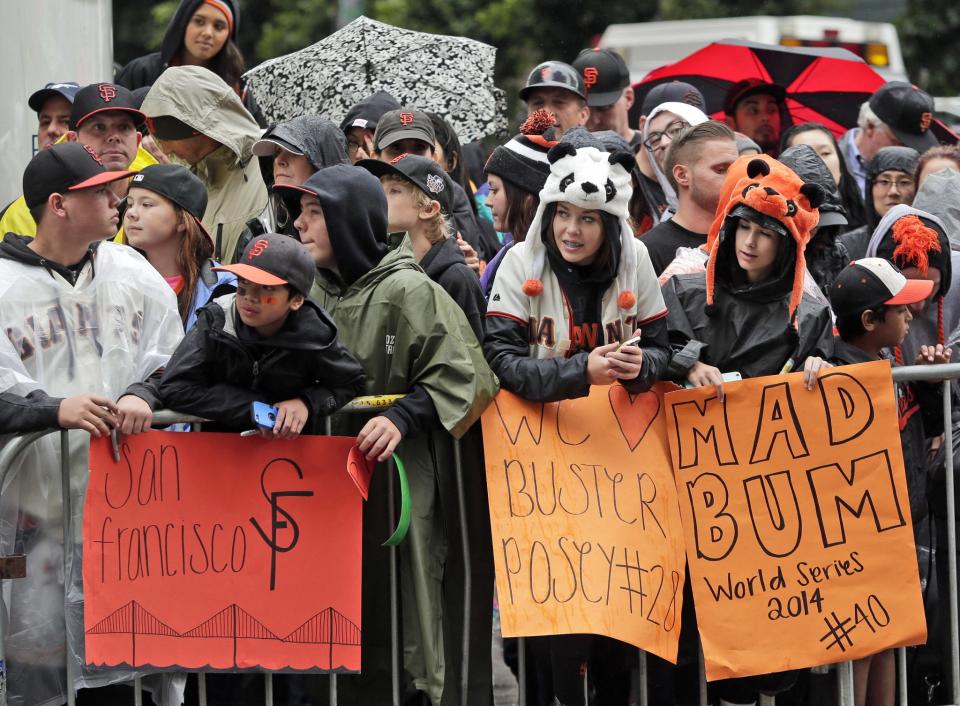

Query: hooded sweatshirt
<box><xmin>864</xmin><ymin>203</ymin><xmax>960</xmax><ymax>364</ymax></box>
<box><xmin>662</xmin><ymin>158</ymin><xmax>834</xmax><ymax>380</ymax></box>
<box><xmin>418</xmin><ymin>235</ymin><xmax>486</xmax><ymax>342</ymax></box>
<box><xmin>640</xmin><ymin>102</ymin><xmax>710</xmax><ymax>217</ymax></box>
<box><xmin>115</xmin><ymin>0</ymin><xmax>265</xmax><ymax>125</ymax></box>
<box><xmin>778</xmin><ymin>143</ymin><xmax>851</xmax><ymax>293</ymax></box>
<box><xmin>840</xmin><ymin>146</ymin><xmax>920</xmax><ymax>260</ymax></box>
<box><xmin>141</xmin><ymin>65</ymin><xmax>268</xmax><ymax>265</ymax></box>
<box><xmin>305</xmin><ymin>165</ymin><xmax>497</xmax><ymax>704</ymax></box>
<box><xmin>247</xmin><ymin>116</ymin><xmax>350</xmax><ymax>241</ymax></box>
<box><xmin>485</xmin><ymin>129</ymin><xmax>670</xmax><ymax>402</ymax></box>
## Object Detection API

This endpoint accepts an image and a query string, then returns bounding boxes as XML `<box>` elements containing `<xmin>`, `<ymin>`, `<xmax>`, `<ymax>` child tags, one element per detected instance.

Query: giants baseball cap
<box><xmin>829</xmin><ymin>258</ymin><xmax>934</xmax><ymax>318</ymax></box>
<box><xmin>358</xmin><ymin>154</ymin><xmax>453</xmax><ymax>215</ymax></box>
<box><xmin>723</xmin><ymin>78</ymin><xmax>786</xmax><ymax>117</ymax></box>
<box><xmin>640</xmin><ymin>81</ymin><xmax>705</xmax><ymax>116</ymax></box>
<box><xmin>213</xmin><ymin>233</ymin><xmax>315</xmax><ymax>295</ymax></box>
<box><xmin>129</xmin><ymin>164</ymin><xmax>210</xmax><ymax>238</ymax></box>
<box><xmin>573</xmin><ymin>49</ymin><xmax>630</xmax><ymax>107</ymax></box>
<box><xmin>869</xmin><ymin>81</ymin><xmax>939</xmax><ymax>153</ymax></box>
<box><xmin>23</xmin><ymin>142</ymin><xmax>135</xmax><ymax>209</ymax></box>
<box><xmin>28</xmin><ymin>82</ymin><xmax>81</xmax><ymax>112</ymax></box>
<box><xmin>519</xmin><ymin>61</ymin><xmax>586</xmax><ymax>102</ymax></box>
<box><xmin>374</xmin><ymin>109</ymin><xmax>436</xmax><ymax>151</ymax></box>
<box><xmin>70</xmin><ymin>82</ymin><xmax>145</xmax><ymax>131</ymax></box>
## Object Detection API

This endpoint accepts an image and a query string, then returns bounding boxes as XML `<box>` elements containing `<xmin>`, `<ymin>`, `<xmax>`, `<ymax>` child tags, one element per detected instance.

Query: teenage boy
<box><xmin>1</xmin><ymin>82</ymin><xmax>158</xmax><ymax>238</ymax></box>
<box><xmin>374</xmin><ymin>108</ymin><xmax>488</xmax><ymax>260</ymax></box>
<box><xmin>157</xmin><ymin>233</ymin><xmax>365</xmax><ymax>434</ymax></box>
<box><xmin>0</xmin><ymin>142</ymin><xmax>183</xmax><ymax>705</ymax></box>
<box><xmin>828</xmin><ymin>258</ymin><xmax>949</xmax><ymax>706</ymax></box>
<box><xmin>359</xmin><ymin>153</ymin><xmax>486</xmax><ymax>341</ymax></box>
<box><xmin>642</xmin><ymin>121</ymin><xmax>738</xmax><ymax>274</ymax></box>
<box><xmin>275</xmin><ymin>164</ymin><xmax>498</xmax><ymax>705</ymax></box>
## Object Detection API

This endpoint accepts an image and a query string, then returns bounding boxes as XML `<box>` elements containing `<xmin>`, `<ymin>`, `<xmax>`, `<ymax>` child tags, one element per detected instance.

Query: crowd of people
<box><xmin>3</xmin><ymin>1</ymin><xmax>960</xmax><ymax>705</ymax></box>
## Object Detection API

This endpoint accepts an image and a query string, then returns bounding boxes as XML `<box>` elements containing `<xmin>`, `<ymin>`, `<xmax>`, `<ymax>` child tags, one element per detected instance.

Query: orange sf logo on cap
<box><xmin>389</xmin><ymin>154</ymin><xmax>408</xmax><ymax>164</ymax></box>
<box><xmin>399</xmin><ymin>112</ymin><xmax>414</xmax><ymax>126</ymax></box>
<box><xmin>98</xmin><ymin>84</ymin><xmax>117</xmax><ymax>102</ymax></box>
<box><xmin>83</xmin><ymin>145</ymin><xmax>104</xmax><ymax>165</ymax></box>
<box><xmin>583</xmin><ymin>67</ymin><xmax>599</xmax><ymax>88</ymax></box>
<box><xmin>919</xmin><ymin>112</ymin><xmax>933</xmax><ymax>131</ymax></box>
<box><xmin>249</xmin><ymin>239</ymin><xmax>270</xmax><ymax>259</ymax></box>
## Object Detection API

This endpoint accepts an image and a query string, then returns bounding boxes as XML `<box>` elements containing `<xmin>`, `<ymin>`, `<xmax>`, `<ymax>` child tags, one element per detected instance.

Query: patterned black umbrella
<box><xmin>244</xmin><ymin>16</ymin><xmax>507</xmax><ymax>143</ymax></box>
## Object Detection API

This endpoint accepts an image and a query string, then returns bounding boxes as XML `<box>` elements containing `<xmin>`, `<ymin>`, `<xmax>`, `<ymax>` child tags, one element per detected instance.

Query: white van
<box><xmin>600</xmin><ymin>16</ymin><xmax>907</xmax><ymax>84</ymax></box>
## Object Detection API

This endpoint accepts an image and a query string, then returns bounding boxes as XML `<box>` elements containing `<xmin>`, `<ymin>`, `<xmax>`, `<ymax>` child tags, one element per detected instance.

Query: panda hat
<box><xmin>521</xmin><ymin>128</ymin><xmax>639</xmax><ymax>309</ymax></box>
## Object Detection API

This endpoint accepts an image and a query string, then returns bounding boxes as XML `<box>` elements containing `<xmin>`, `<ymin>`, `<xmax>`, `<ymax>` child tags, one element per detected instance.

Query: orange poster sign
<box><xmin>83</xmin><ymin>431</ymin><xmax>363</xmax><ymax>672</ymax></box>
<box><xmin>481</xmin><ymin>383</ymin><xmax>687</xmax><ymax>662</ymax></box>
<box><xmin>664</xmin><ymin>360</ymin><xmax>926</xmax><ymax>680</ymax></box>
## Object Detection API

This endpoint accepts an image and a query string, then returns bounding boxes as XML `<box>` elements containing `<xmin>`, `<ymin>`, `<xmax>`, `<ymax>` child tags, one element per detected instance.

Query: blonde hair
<box><xmin>382</xmin><ymin>174</ymin><xmax>451</xmax><ymax>243</ymax></box>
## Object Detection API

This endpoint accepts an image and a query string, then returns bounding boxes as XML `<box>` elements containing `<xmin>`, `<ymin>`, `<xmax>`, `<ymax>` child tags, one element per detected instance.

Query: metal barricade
<box><xmin>0</xmin><ymin>397</ymin><xmax>476</xmax><ymax>706</ymax></box>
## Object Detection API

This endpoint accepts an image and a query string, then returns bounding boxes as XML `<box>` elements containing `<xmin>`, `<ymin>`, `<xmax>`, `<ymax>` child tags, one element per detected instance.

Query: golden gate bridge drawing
<box><xmin>86</xmin><ymin>600</ymin><xmax>361</xmax><ymax>670</ymax></box>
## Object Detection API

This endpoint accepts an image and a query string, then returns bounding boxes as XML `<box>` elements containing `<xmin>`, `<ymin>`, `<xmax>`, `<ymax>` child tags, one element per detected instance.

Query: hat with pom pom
<box><xmin>484</xmin><ymin>109</ymin><xmax>559</xmax><ymax>196</ymax></box>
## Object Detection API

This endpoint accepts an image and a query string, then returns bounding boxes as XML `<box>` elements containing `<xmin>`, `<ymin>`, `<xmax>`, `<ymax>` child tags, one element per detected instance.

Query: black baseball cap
<box><xmin>70</xmin><ymin>83</ymin><xmax>145</xmax><ymax>131</ymax></box>
<box><xmin>724</xmin><ymin>79</ymin><xmax>786</xmax><ymax>117</ymax></box>
<box><xmin>339</xmin><ymin>91</ymin><xmax>401</xmax><ymax>133</ymax></box>
<box><xmin>23</xmin><ymin>142</ymin><xmax>135</xmax><ymax>209</ymax></box>
<box><xmin>519</xmin><ymin>61</ymin><xmax>586</xmax><ymax>102</ymax></box>
<box><xmin>869</xmin><ymin>81</ymin><xmax>939</xmax><ymax>153</ymax></box>
<box><xmin>374</xmin><ymin>109</ymin><xmax>436</xmax><ymax>151</ymax></box>
<box><xmin>29</xmin><ymin>82</ymin><xmax>81</xmax><ymax>113</ymax></box>
<box><xmin>357</xmin><ymin>154</ymin><xmax>453</xmax><ymax>215</ymax></box>
<box><xmin>129</xmin><ymin>164</ymin><xmax>210</xmax><ymax>238</ymax></box>
<box><xmin>213</xmin><ymin>233</ymin><xmax>315</xmax><ymax>295</ymax></box>
<box><xmin>573</xmin><ymin>49</ymin><xmax>630</xmax><ymax>107</ymax></box>
<box><xmin>640</xmin><ymin>81</ymin><xmax>705</xmax><ymax>116</ymax></box>
<box><xmin>829</xmin><ymin>258</ymin><xmax>934</xmax><ymax>318</ymax></box>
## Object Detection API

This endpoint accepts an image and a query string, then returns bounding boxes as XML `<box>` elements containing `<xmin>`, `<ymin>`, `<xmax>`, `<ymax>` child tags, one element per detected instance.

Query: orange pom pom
<box><xmin>892</xmin><ymin>214</ymin><xmax>941</xmax><ymax>275</ymax></box>
<box><xmin>522</xmin><ymin>279</ymin><xmax>544</xmax><ymax>297</ymax></box>
<box><xmin>520</xmin><ymin>109</ymin><xmax>557</xmax><ymax>136</ymax></box>
<box><xmin>617</xmin><ymin>290</ymin><xmax>637</xmax><ymax>309</ymax></box>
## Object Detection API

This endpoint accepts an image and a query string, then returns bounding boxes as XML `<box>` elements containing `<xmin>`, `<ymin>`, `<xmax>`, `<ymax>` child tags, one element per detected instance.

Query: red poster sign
<box><xmin>83</xmin><ymin>431</ymin><xmax>363</xmax><ymax>672</ymax></box>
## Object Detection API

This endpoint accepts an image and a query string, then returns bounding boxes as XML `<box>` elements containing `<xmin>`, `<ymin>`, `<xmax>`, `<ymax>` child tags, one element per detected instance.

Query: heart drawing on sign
<box><xmin>608</xmin><ymin>385</ymin><xmax>660</xmax><ymax>452</ymax></box>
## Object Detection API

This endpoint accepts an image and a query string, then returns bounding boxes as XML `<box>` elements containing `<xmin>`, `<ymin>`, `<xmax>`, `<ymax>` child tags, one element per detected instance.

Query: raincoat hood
<box><xmin>863</xmin><ymin>146</ymin><xmax>920</xmax><ymax>229</ymax></box>
<box><xmin>160</xmin><ymin>0</ymin><xmax>240</xmax><ymax>66</ymax></box>
<box><xmin>641</xmin><ymin>102</ymin><xmax>709</xmax><ymax>214</ymax></box>
<box><xmin>778</xmin><ymin>143</ymin><xmax>847</xmax><ymax>227</ymax></box>
<box><xmin>912</xmin><ymin>168</ymin><xmax>960</xmax><ymax>252</ymax></box>
<box><xmin>256</xmin><ymin>115</ymin><xmax>349</xmax><ymax>180</ymax></box>
<box><xmin>706</xmin><ymin>158</ymin><xmax>824</xmax><ymax>321</ymax></box>
<box><xmin>141</xmin><ymin>64</ymin><xmax>259</xmax><ymax>164</ymax></box>
<box><xmin>298</xmin><ymin>165</ymin><xmax>389</xmax><ymax>287</ymax></box>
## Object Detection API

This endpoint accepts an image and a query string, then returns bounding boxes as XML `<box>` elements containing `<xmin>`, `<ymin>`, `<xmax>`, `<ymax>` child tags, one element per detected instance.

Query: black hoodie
<box><xmin>115</xmin><ymin>0</ymin><xmax>265</xmax><ymax>126</ymax></box>
<box><xmin>418</xmin><ymin>236</ymin><xmax>486</xmax><ymax>341</ymax></box>
<box><xmin>157</xmin><ymin>292</ymin><xmax>366</xmax><ymax>430</ymax></box>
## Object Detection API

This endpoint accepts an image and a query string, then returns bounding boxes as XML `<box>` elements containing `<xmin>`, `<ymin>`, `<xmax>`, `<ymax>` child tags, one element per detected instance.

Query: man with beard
<box><xmin>724</xmin><ymin>79</ymin><xmax>785</xmax><ymax>157</ymax></box>
<box><xmin>641</xmin><ymin>121</ymin><xmax>739</xmax><ymax>274</ymax></box>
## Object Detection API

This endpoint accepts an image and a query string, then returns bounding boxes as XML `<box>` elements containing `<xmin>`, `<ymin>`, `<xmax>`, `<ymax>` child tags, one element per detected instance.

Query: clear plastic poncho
<box><xmin>0</xmin><ymin>241</ymin><xmax>183</xmax><ymax>706</ymax></box>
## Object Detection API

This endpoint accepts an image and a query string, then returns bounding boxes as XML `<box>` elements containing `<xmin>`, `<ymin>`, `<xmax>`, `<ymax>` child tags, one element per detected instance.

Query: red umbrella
<box><xmin>629</xmin><ymin>39</ymin><xmax>886</xmax><ymax>137</ymax></box>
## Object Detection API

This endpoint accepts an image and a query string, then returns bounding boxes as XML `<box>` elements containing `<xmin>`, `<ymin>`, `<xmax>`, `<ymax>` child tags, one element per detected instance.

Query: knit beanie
<box><xmin>484</xmin><ymin>109</ymin><xmax>559</xmax><ymax>196</ymax></box>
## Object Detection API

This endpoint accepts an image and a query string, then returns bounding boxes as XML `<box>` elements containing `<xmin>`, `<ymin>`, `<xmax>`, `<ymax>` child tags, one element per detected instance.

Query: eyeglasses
<box><xmin>643</xmin><ymin>119</ymin><xmax>690</xmax><ymax>151</ymax></box>
<box><xmin>347</xmin><ymin>140</ymin><xmax>364</xmax><ymax>156</ymax></box>
<box><xmin>873</xmin><ymin>177</ymin><xmax>915</xmax><ymax>191</ymax></box>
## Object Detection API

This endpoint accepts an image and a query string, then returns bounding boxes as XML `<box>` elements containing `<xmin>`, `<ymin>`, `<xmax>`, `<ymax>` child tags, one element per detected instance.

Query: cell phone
<box><xmin>618</xmin><ymin>334</ymin><xmax>642</xmax><ymax>350</ymax></box>
<box><xmin>251</xmin><ymin>401</ymin><xmax>279</xmax><ymax>429</ymax></box>
<box><xmin>722</xmin><ymin>372</ymin><xmax>742</xmax><ymax>382</ymax></box>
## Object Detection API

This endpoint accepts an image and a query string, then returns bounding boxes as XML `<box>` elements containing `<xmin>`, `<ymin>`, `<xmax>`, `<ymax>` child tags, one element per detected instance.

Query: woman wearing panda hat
<box><xmin>484</xmin><ymin>128</ymin><xmax>670</xmax><ymax>705</ymax></box>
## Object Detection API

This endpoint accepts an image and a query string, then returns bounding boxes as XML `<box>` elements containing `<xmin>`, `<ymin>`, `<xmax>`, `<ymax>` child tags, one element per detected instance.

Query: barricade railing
<box><xmin>3</xmin><ymin>363</ymin><xmax>959</xmax><ymax>706</ymax></box>
<box><xmin>0</xmin><ymin>395</ymin><xmax>477</xmax><ymax>706</ymax></box>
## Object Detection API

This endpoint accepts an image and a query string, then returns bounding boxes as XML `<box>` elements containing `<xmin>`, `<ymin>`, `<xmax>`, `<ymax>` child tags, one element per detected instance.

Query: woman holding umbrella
<box><xmin>116</xmin><ymin>0</ymin><xmax>265</xmax><ymax>126</ymax></box>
